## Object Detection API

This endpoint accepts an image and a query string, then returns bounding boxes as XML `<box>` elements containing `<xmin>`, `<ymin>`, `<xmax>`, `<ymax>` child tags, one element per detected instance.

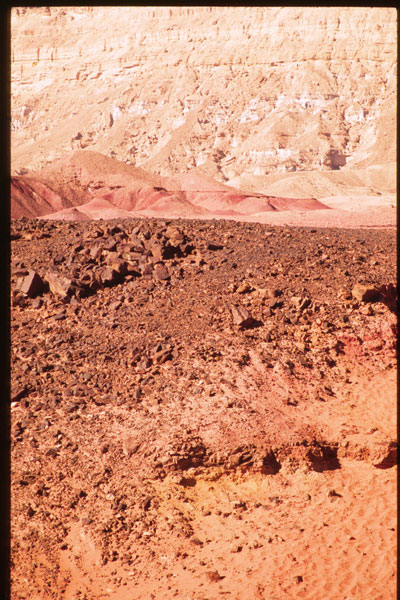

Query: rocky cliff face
<box><xmin>11</xmin><ymin>7</ymin><xmax>396</xmax><ymax>180</ymax></box>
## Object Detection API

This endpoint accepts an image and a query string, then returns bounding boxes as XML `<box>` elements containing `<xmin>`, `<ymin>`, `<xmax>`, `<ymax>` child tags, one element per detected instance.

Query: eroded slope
<box><xmin>11</xmin><ymin>7</ymin><xmax>396</xmax><ymax>180</ymax></box>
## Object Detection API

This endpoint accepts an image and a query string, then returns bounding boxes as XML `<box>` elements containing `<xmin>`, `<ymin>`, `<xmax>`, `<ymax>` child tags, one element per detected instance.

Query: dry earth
<box><xmin>10</xmin><ymin>217</ymin><xmax>397</xmax><ymax>600</ymax></box>
<box><xmin>10</xmin><ymin>6</ymin><xmax>397</xmax><ymax>600</ymax></box>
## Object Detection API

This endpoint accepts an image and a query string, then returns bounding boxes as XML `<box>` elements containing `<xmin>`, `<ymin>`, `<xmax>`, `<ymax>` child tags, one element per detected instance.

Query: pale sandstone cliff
<box><xmin>11</xmin><ymin>7</ymin><xmax>396</xmax><ymax>188</ymax></box>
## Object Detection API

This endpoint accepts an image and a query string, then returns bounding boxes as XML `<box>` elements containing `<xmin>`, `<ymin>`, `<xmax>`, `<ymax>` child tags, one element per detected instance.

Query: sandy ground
<box><xmin>58</xmin><ymin>464</ymin><xmax>396</xmax><ymax>600</ymax></box>
<box><xmin>19</xmin><ymin>366</ymin><xmax>395</xmax><ymax>600</ymax></box>
<box><xmin>51</xmin><ymin>360</ymin><xmax>397</xmax><ymax>600</ymax></box>
<box><xmin>237</xmin><ymin>195</ymin><xmax>396</xmax><ymax>230</ymax></box>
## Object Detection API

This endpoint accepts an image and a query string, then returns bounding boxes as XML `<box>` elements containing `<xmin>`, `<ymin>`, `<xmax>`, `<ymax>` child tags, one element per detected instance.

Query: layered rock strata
<box><xmin>11</xmin><ymin>7</ymin><xmax>396</xmax><ymax>179</ymax></box>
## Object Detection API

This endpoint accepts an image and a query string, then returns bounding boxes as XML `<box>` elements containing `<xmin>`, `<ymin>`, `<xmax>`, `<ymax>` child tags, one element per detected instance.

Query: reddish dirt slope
<box><xmin>11</xmin><ymin>151</ymin><xmax>329</xmax><ymax>220</ymax></box>
<box><xmin>10</xmin><ymin>177</ymin><xmax>73</xmax><ymax>219</ymax></box>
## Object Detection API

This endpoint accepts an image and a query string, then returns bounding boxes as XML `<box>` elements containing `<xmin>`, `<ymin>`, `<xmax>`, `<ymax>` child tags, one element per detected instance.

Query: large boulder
<box><xmin>17</xmin><ymin>270</ymin><xmax>45</xmax><ymax>298</ymax></box>
<box><xmin>352</xmin><ymin>283</ymin><xmax>380</xmax><ymax>302</ymax></box>
<box><xmin>46</xmin><ymin>270</ymin><xmax>74</xmax><ymax>299</ymax></box>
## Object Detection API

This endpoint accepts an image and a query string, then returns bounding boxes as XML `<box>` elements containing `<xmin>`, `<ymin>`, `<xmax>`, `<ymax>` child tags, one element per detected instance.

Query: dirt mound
<box><xmin>162</xmin><ymin>171</ymin><xmax>330</xmax><ymax>213</ymax></box>
<box><xmin>12</xmin><ymin>151</ymin><xmax>331</xmax><ymax>221</ymax></box>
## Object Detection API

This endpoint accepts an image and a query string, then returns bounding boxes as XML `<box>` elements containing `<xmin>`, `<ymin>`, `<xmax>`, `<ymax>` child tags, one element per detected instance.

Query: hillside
<box><xmin>11</xmin><ymin>7</ymin><xmax>396</xmax><ymax>185</ymax></box>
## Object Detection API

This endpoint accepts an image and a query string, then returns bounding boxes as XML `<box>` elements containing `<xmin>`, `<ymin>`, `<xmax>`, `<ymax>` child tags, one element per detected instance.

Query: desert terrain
<box><xmin>10</xmin><ymin>7</ymin><xmax>397</xmax><ymax>600</ymax></box>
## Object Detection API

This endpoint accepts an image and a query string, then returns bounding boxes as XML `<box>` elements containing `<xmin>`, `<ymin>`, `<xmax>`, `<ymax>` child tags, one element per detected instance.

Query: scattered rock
<box><xmin>205</xmin><ymin>570</ymin><xmax>224</xmax><ymax>582</ymax></box>
<box><xmin>231</xmin><ymin>306</ymin><xmax>256</xmax><ymax>328</ymax></box>
<box><xmin>52</xmin><ymin>310</ymin><xmax>67</xmax><ymax>321</ymax></box>
<box><xmin>99</xmin><ymin>267</ymin><xmax>120</xmax><ymax>287</ymax></box>
<box><xmin>236</xmin><ymin>281</ymin><xmax>254</xmax><ymax>294</ymax></box>
<box><xmin>103</xmin><ymin>238</ymin><xmax>117</xmax><ymax>252</ymax></box>
<box><xmin>153</xmin><ymin>262</ymin><xmax>170</xmax><ymax>281</ymax></box>
<box><xmin>109</xmin><ymin>300</ymin><xmax>122</xmax><ymax>311</ymax></box>
<box><xmin>46</xmin><ymin>270</ymin><xmax>74</xmax><ymax>299</ymax></box>
<box><xmin>138</xmin><ymin>357</ymin><xmax>152</xmax><ymax>370</ymax></box>
<box><xmin>207</xmin><ymin>242</ymin><xmax>223</xmax><ymax>251</ymax></box>
<box><xmin>191</xmin><ymin>537</ymin><xmax>203</xmax><ymax>546</ymax></box>
<box><xmin>11</xmin><ymin>385</ymin><xmax>28</xmax><ymax>402</ymax></box>
<box><xmin>45</xmin><ymin>448</ymin><xmax>59</xmax><ymax>458</ymax></box>
<box><xmin>90</xmin><ymin>245</ymin><xmax>103</xmax><ymax>260</ymax></box>
<box><xmin>31</xmin><ymin>297</ymin><xmax>42</xmax><ymax>309</ymax></box>
<box><xmin>17</xmin><ymin>270</ymin><xmax>45</xmax><ymax>298</ymax></box>
<box><xmin>352</xmin><ymin>283</ymin><xmax>380</xmax><ymax>303</ymax></box>
<box><xmin>153</xmin><ymin>349</ymin><xmax>173</xmax><ymax>364</ymax></box>
<box><xmin>291</xmin><ymin>296</ymin><xmax>311</xmax><ymax>311</ymax></box>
